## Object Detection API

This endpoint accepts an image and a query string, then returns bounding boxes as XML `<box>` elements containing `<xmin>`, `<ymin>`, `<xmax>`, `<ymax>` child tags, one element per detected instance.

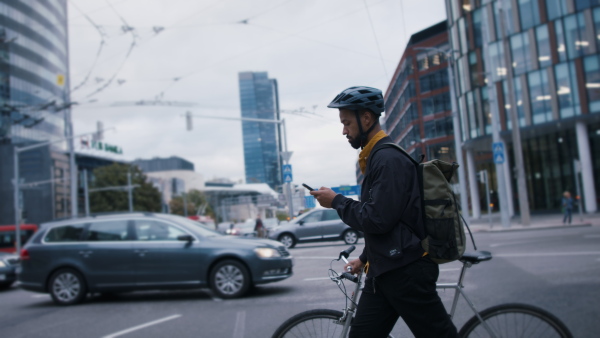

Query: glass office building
<box><xmin>446</xmin><ymin>0</ymin><xmax>599</xmax><ymax>213</ymax></box>
<box><xmin>238</xmin><ymin>72</ymin><xmax>282</xmax><ymax>190</ymax></box>
<box><xmin>0</xmin><ymin>0</ymin><xmax>71</xmax><ymax>225</ymax></box>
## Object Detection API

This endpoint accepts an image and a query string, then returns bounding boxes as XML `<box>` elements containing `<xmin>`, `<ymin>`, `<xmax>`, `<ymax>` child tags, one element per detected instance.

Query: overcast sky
<box><xmin>68</xmin><ymin>0</ymin><xmax>447</xmax><ymax>190</ymax></box>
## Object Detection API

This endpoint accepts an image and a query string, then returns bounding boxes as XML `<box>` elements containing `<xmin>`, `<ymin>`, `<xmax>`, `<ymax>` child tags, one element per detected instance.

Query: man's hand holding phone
<box><xmin>307</xmin><ymin>184</ymin><xmax>338</xmax><ymax>208</ymax></box>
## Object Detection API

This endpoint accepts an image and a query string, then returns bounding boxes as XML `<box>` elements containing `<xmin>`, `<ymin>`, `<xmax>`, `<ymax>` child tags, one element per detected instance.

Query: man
<box><xmin>310</xmin><ymin>86</ymin><xmax>457</xmax><ymax>337</ymax></box>
<box><xmin>254</xmin><ymin>216</ymin><xmax>265</xmax><ymax>238</ymax></box>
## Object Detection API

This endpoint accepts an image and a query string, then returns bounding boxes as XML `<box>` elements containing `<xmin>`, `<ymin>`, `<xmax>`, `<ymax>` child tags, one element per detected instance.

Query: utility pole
<box><xmin>498</xmin><ymin>0</ymin><xmax>530</xmax><ymax>225</ymax></box>
<box><xmin>482</xmin><ymin>8</ymin><xmax>511</xmax><ymax>228</ymax></box>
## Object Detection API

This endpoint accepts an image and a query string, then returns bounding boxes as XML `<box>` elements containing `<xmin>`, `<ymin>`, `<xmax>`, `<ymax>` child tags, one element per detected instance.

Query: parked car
<box><xmin>0</xmin><ymin>252</ymin><xmax>19</xmax><ymax>289</ymax></box>
<box><xmin>18</xmin><ymin>213</ymin><xmax>293</xmax><ymax>305</ymax></box>
<box><xmin>268</xmin><ymin>209</ymin><xmax>361</xmax><ymax>248</ymax></box>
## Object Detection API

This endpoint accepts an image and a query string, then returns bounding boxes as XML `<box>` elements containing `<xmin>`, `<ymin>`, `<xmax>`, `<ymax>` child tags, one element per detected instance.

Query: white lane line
<box><xmin>102</xmin><ymin>314</ymin><xmax>182</xmax><ymax>338</ymax></box>
<box><xmin>304</xmin><ymin>277</ymin><xmax>331</xmax><ymax>281</ymax></box>
<box><xmin>496</xmin><ymin>252</ymin><xmax>600</xmax><ymax>258</ymax></box>
<box><xmin>232</xmin><ymin>311</ymin><xmax>246</xmax><ymax>338</ymax></box>
<box><xmin>31</xmin><ymin>294</ymin><xmax>49</xmax><ymax>298</ymax></box>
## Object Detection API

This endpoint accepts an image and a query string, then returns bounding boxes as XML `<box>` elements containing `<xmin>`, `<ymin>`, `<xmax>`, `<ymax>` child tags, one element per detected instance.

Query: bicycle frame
<box><xmin>436</xmin><ymin>261</ymin><xmax>497</xmax><ymax>338</ymax></box>
<box><xmin>334</xmin><ymin>270</ymin><xmax>363</xmax><ymax>337</ymax></box>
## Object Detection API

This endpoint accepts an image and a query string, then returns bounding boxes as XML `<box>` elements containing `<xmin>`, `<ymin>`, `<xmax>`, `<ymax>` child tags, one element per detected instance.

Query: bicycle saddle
<box><xmin>459</xmin><ymin>250</ymin><xmax>492</xmax><ymax>264</ymax></box>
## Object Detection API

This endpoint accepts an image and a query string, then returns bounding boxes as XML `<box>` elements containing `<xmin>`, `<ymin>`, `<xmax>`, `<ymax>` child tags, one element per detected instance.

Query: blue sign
<box><xmin>493</xmin><ymin>142</ymin><xmax>505</xmax><ymax>164</ymax></box>
<box><xmin>282</xmin><ymin>164</ymin><xmax>292</xmax><ymax>183</ymax></box>
<box><xmin>332</xmin><ymin>185</ymin><xmax>361</xmax><ymax>196</ymax></box>
<box><xmin>304</xmin><ymin>196</ymin><xmax>316</xmax><ymax>208</ymax></box>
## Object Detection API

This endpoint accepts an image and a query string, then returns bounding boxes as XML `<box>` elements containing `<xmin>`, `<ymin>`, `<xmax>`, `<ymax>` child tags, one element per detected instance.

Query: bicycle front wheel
<box><xmin>459</xmin><ymin>303</ymin><xmax>572</xmax><ymax>338</ymax></box>
<box><xmin>272</xmin><ymin>309</ymin><xmax>346</xmax><ymax>338</ymax></box>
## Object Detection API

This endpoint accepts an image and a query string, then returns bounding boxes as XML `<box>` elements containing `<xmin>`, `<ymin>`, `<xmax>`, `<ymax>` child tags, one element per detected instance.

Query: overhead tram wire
<box><xmin>69</xmin><ymin>1</ymin><xmax>108</xmax><ymax>93</ymax></box>
<box><xmin>153</xmin><ymin>0</ymin><xmax>395</xmax><ymax>99</ymax></box>
<box><xmin>363</xmin><ymin>0</ymin><xmax>389</xmax><ymax>81</ymax></box>
<box><xmin>79</xmin><ymin>0</ymin><xmax>138</xmax><ymax>100</ymax></box>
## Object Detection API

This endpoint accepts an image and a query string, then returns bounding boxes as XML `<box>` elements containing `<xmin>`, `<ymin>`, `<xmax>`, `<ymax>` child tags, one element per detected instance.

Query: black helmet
<box><xmin>327</xmin><ymin>86</ymin><xmax>385</xmax><ymax>115</ymax></box>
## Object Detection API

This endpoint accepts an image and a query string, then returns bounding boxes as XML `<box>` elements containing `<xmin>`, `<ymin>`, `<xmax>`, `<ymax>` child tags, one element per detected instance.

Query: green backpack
<box><xmin>374</xmin><ymin>143</ymin><xmax>477</xmax><ymax>264</ymax></box>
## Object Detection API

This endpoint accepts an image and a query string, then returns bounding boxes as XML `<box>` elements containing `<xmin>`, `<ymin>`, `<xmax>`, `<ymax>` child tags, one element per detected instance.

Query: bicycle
<box><xmin>272</xmin><ymin>246</ymin><xmax>573</xmax><ymax>338</ymax></box>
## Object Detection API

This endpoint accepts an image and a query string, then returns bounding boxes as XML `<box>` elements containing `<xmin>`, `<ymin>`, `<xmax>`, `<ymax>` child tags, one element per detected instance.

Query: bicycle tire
<box><xmin>272</xmin><ymin>309</ymin><xmax>346</xmax><ymax>338</ymax></box>
<box><xmin>458</xmin><ymin>303</ymin><xmax>573</xmax><ymax>338</ymax></box>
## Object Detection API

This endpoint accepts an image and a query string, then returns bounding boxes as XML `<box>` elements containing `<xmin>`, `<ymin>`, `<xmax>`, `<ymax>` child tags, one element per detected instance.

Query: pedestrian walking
<box><xmin>254</xmin><ymin>217</ymin><xmax>265</xmax><ymax>238</ymax></box>
<box><xmin>562</xmin><ymin>191</ymin><xmax>573</xmax><ymax>224</ymax></box>
<box><xmin>310</xmin><ymin>86</ymin><xmax>457</xmax><ymax>337</ymax></box>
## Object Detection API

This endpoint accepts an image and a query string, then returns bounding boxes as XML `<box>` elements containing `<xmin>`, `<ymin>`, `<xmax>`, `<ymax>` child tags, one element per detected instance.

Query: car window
<box><xmin>302</xmin><ymin>211</ymin><xmax>323</xmax><ymax>223</ymax></box>
<box><xmin>0</xmin><ymin>229</ymin><xmax>35</xmax><ymax>249</ymax></box>
<box><xmin>134</xmin><ymin>220</ymin><xmax>187</xmax><ymax>241</ymax></box>
<box><xmin>44</xmin><ymin>224</ymin><xmax>85</xmax><ymax>243</ymax></box>
<box><xmin>322</xmin><ymin>210</ymin><xmax>340</xmax><ymax>221</ymax></box>
<box><xmin>85</xmin><ymin>220</ymin><xmax>129</xmax><ymax>241</ymax></box>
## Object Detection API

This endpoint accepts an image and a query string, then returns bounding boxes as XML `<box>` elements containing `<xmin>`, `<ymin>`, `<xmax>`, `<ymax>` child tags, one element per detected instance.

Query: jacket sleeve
<box><xmin>331</xmin><ymin>152</ymin><xmax>416</xmax><ymax>235</ymax></box>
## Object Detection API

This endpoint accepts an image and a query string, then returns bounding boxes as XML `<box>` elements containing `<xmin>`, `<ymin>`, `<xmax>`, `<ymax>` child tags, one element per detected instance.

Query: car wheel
<box><xmin>343</xmin><ymin>229</ymin><xmax>359</xmax><ymax>245</ymax></box>
<box><xmin>210</xmin><ymin>260</ymin><xmax>250</xmax><ymax>299</ymax></box>
<box><xmin>48</xmin><ymin>269</ymin><xmax>87</xmax><ymax>306</ymax></box>
<box><xmin>278</xmin><ymin>233</ymin><xmax>296</xmax><ymax>249</ymax></box>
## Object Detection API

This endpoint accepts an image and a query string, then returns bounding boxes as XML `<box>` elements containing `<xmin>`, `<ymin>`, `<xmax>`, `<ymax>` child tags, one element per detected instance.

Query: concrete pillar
<box><xmin>467</xmin><ymin>149</ymin><xmax>481</xmax><ymax>219</ymax></box>
<box><xmin>576</xmin><ymin>121</ymin><xmax>598</xmax><ymax>213</ymax></box>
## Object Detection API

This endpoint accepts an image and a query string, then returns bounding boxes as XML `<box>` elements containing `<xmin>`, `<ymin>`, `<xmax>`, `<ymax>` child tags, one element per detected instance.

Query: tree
<box><xmin>169</xmin><ymin>189</ymin><xmax>214</xmax><ymax>219</ymax></box>
<box><xmin>90</xmin><ymin>163</ymin><xmax>161</xmax><ymax>213</ymax></box>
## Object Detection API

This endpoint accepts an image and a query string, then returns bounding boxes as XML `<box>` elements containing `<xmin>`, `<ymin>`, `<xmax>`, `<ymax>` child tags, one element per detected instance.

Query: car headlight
<box><xmin>0</xmin><ymin>261</ymin><xmax>6</xmax><ymax>268</ymax></box>
<box><xmin>254</xmin><ymin>248</ymin><xmax>281</xmax><ymax>258</ymax></box>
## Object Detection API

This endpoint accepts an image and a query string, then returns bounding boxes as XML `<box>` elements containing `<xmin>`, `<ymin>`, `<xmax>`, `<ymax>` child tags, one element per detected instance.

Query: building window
<box><xmin>467</xmin><ymin>91</ymin><xmax>480</xmax><ymax>138</ymax></box>
<box><xmin>536</xmin><ymin>25</ymin><xmax>552</xmax><ymax>68</ymax></box>
<box><xmin>424</xmin><ymin>117</ymin><xmax>453</xmax><ymax>140</ymax></box>
<box><xmin>546</xmin><ymin>0</ymin><xmax>568</xmax><ymax>21</ymax></box>
<box><xmin>422</xmin><ymin>92</ymin><xmax>451</xmax><ymax>116</ymax></box>
<box><xmin>554</xmin><ymin>19</ymin><xmax>568</xmax><ymax>62</ymax></box>
<box><xmin>459</xmin><ymin>17</ymin><xmax>469</xmax><ymax>54</ymax></box>
<box><xmin>554</xmin><ymin>62</ymin><xmax>581</xmax><ymax>118</ymax></box>
<box><xmin>563</xmin><ymin>13</ymin><xmax>590</xmax><ymax>59</ymax></box>
<box><xmin>419</xmin><ymin>70</ymin><xmax>449</xmax><ymax>94</ymax></box>
<box><xmin>576</xmin><ymin>0</ymin><xmax>600</xmax><ymax>11</ymax></box>
<box><xmin>490</xmin><ymin>41</ymin><xmax>506</xmax><ymax>82</ymax></box>
<box><xmin>518</xmin><ymin>0</ymin><xmax>540</xmax><ymax>30</ymax></box>
<box><xmin>584</xmin><ymin>55</ymin><xmax>600</xmax><ymax>113</ymax></box>
<box><xmin>593</xmin><ymin>8</ymin><xmax>600</xmax><ymax>52</ymax></box>
<box><xmin>510</xmin><ymin>32</ymin><xmax>533</xmax><ymax>75</ymax></box>
<box><xmin>528</xmin><ymin>69</ymin><xmax>553</xmax><ymax>124</ymax></box>
<box><xmin>504</xmin><ymin>78</ymin><xmax>526</xmax><ymax>129</ymax></box>
<box><xmin>473</xmin><ymin>8</ymin><xmax>483</xmax><ymax>47</ymax></box>
<box><xmin>482</xmin><ymin>87</ymin><xmax>492</xmax><ymax>134</ymax></box>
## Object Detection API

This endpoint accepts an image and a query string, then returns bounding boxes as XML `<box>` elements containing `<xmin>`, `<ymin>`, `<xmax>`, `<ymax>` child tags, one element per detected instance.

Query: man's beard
<box><xmin>348</xmin><ymin>136</ymin><xmax>361</xmax><ymax>149</ymax></box>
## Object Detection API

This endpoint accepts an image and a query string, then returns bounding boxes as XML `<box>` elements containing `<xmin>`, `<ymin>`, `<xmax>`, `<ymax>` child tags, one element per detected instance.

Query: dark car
<box><xmin>18</xmin><ymin>213</ymin><xmax>293</xmax><ymax>305</ymax></box>
<box><xmin>0</xmin><ymin>252</ymin><xmax>19</xmax><ymax>289</ymax></box>
<box><xmin>268</xmin><ymin>209</ymin><xmax>361</xmax><ymax>248</ymax></box>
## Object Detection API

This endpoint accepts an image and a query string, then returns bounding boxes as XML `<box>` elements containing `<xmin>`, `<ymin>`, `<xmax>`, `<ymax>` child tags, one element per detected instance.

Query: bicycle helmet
<box><xmin>328</xmin><ymin>86</ymin><xmax>385</xmax><ymax>149</ymax></box>
<box><xmin>327</xmin><ymin>86</ymin><xmax>385</xmax><ymax>115</ymax></box>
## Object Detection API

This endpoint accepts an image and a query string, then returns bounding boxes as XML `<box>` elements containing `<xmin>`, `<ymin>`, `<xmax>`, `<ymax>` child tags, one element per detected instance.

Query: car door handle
<box><xmin>134</xmin><ymin>249</ymin><xmax>147</xmax><ymax>257</ymax></box>
<box><xmin>78</xmin><ymin>251</ymin><xmax>93</xmax><ymax>256</ymax></box>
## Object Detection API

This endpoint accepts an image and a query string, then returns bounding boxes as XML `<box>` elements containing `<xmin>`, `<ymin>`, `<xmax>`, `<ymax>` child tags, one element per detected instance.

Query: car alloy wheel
<box><xmin>210</xmin><ymin>260</ymin><xmax>250</xmax><ymax>299</ymax></box>
<box><xmin>49</xmin><ymin>269</ymin><xmax>87</xmax><ymax>305</ymax></box>
<box><xmin>343</xmin><ymin>230</ymin><xmax>358</xmax><ymax>245</ymax></box>
<box><xmin>278</xmin><ymin>234</ymin><xmax>296</xmax><ymax>248</ymax></box>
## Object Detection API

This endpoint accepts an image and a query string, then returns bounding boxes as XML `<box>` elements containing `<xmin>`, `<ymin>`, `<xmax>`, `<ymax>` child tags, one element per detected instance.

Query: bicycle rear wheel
<box><xmin>272</xmin><ymin>309</ymin><xmax>346</xmax><ymax>338</ymax></box>
<box><xmin>459</xmin><ymin>303</ymin><xmax>572</xmax><ymax>338</ymax></box>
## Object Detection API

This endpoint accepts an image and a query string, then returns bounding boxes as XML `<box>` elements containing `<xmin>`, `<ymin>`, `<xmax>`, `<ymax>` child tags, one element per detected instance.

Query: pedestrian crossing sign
<box><xmin>493</xmin><ymin>142</ymin><xmax>505</xmax><ymax>164</ymax></box>
<box><xmin>282</xmin><ymin>164</ymin><xmax>293</xmax><ymax>182</ymax></box>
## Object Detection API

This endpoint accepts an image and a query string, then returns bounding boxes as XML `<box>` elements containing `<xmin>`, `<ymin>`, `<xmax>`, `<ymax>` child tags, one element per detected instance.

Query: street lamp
<box><xmin>185</xmin><ymin>113</ymin><xmax>295</xmax><ymax>217</ymax></box>
<box><xmin>415</xmin><ymin>47</ymin><xmax>470</xmax><ymax>226</ymax></box>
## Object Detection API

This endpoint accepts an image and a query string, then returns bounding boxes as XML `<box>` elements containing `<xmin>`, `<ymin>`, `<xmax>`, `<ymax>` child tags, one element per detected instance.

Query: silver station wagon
<box><xmin>268</xmin><ymin>209</ymin><xmax>361</xmax><ymax>248</ymax></box>
<box><xmin>18</xmin><ymin>213</ymin><xmax>293</xmax><ymax>305</ymax></box>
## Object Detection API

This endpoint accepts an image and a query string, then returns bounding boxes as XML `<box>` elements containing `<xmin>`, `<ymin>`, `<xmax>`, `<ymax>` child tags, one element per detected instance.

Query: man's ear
<box><xmin>361</xmin><ymin>110</ymin><xmax>373</xmax><ymax>128</ymax></box>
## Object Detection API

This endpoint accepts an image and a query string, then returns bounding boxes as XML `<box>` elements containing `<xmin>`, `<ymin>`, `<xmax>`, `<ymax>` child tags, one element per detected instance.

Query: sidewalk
<box><xmin>466</xmin><ymin>211</ymin><xmax>600</xmax><ymax>232</ymax></box>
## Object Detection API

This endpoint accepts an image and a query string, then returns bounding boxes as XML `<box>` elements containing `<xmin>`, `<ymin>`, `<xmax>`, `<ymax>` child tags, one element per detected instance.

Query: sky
<box><xmin>68</xmin><ymin>0</ymin><xmax>447</xmax><ymax>190</ymax></box>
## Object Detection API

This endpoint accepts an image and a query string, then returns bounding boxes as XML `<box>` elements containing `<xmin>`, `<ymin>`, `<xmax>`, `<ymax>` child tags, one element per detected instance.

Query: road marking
<box><xmin>304</xmin><ymin>277</ymin><xmax>331</xmax><ymax>281</ymax></box>
<box><xmin>490</xmin><ymin>238</ymin><xmax>550</xmax><ymax>248</ymax></box>
<box><xmin>31</xmin><ymin>294</ymin><xmax>49</xmax><ymax>298</ymax></box>
<box><xmin>295</xmin><ymin>256</ymin><xmax>358</xmax><ymax>260</ymax></box>
<box><xmin>232</xmin><ymin>311</ymin><xmax>245</xmax><ymax>338</ymax></box>
<box><xmin>584</xmin><ymin>234</ymin><xmax>600</xmax><ymax>239</ymax></box>
<box><xmin>102</xmin><ymin>314</ymin><xmax>182</xmax><ymax>338</ymax></box>
<box><xmin>496</xmin><ymin>252</ymin><xmax>600</xmax><ymax>258</ymax></box>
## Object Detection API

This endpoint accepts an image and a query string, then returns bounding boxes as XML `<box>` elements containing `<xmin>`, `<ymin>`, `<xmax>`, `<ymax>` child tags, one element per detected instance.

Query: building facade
<box><xmin>447</xmin><ymin>0</ymin><xmax>599</xmax><ymax>213</ymax></box>
<box><xmin>0</xmin><ymin>0</ymin><xmax>72</xmax><ymax>225</ymax></box>
<box><xmin>238</xmin><ymin>71</ymin><xmax>282</xmax><ymax>191</ymax></box>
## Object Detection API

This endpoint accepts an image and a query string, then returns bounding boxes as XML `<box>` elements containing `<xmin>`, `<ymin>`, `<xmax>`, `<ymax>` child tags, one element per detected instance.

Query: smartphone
<box><xmin>302</xmin><ymin>183</ymin><xmax>315</xmax><ymax>191</ymax></box>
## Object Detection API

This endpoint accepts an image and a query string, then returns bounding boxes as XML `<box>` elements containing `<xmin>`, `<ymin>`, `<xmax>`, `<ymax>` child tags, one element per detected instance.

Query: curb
<box><xmin>469</xmin><ymin>223</ymin><xmax>592</xmax><ymax>233</ymax></box>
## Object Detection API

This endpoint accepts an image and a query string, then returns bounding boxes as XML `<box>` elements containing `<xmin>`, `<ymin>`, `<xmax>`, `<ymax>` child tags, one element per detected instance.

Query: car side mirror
<box><xmin>298</xmin><ymin>220</ymin><xmax>304</xmax><ymax>226</ymax></box>
<box><xmin>177</xmin><ymin>235</ymin><xmax>194</xmax><ymax>243</ymax></box>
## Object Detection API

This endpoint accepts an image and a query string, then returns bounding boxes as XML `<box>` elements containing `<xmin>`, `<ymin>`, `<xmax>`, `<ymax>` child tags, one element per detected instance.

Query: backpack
<box><xmin>370</xmin><ymin>143</ymin><xmax>477</xmax><ymax>264</ymax></box>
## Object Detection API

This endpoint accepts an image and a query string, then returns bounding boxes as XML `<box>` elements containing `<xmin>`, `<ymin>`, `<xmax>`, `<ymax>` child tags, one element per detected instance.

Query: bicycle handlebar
<box><xmin>341</xmin><ymin>272</ymin><xmax>359</xmax><ymax>283</ymax></box>
<box><xmin>339</xmin><ymin>245</ymin><xmax>356</xmax><ymax>260</ymax></box>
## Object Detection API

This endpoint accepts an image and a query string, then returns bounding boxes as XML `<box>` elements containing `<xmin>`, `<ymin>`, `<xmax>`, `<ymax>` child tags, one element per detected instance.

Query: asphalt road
<box><xmin>1</xmin><ymin>225</ymin><xmax>599</xmax><ymax>338</ymax></box>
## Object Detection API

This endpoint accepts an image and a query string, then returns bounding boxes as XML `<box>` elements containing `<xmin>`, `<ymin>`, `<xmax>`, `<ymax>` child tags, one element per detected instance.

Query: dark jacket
<box><xmin>331</xmin><ymin>136</ymin><xmax>425</xmax><ymax>277</ymax></box>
